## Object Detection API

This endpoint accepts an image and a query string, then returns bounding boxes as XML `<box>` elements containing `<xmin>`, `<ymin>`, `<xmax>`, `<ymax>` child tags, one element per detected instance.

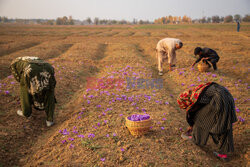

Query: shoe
<box><xmin>213</xmin><ymin>152</ymin><xmax>229</xmax><ymax>162</ymax></box>
<box><xmin>46</xmin><ymin>120</ymin><xmax>54</xmax><ymax>127</ymax></box>
<box><xmin>17</xmin><ymin>110</ymin><xmax>24</xmax><ymax>117</ymax></box>
<box><xmin>159</xmin><ymin>71</ymin><xmax>163</xmax><ymax>76</ymax></box>
<box><xmin>181</xmin><ymin>133</ymin><xmax>192</xmax><ymax>141</ymax></box>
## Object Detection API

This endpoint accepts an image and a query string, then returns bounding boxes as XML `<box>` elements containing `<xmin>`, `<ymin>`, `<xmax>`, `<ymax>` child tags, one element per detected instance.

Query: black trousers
<box><xmin>203</xmin><ymin>59</ymin><xmax>218</xmax><ymax>70</ymax></box>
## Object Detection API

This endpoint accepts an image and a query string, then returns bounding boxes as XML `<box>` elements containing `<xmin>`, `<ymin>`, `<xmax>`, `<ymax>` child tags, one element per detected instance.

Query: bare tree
<box><xmin>86</xmin><ymin>17</ymin><xmax>92</xmax><ymax>24</ymax></box>
<box><xmin>94</xmin><ymin>17</ymin><xmax>99</xmax><ymax>25</ymax></box>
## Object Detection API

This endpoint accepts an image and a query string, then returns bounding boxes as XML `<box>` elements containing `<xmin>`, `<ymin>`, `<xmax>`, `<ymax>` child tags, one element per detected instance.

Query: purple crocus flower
<box><xmin>68</xmin><ymin>137</ymin><xmax>74</xmax><ymax>141</ymax></box>
<box><xmin>131</xmin><ymin>102</ymin><xmax>137</xmax><ymax>106</ymax></box>
<box><xmin>73</xmin><ymin>130</ymin><xmax>78</xmax><ymax>134</ymax></box>
<box><xmin>101</xmin><ymin>158</ymin><xmax>105</xmax><ymax>162</ymax></box>
<box><xmin>165</xmin><ymin>101</ymin><xmax>169</xmax><ymax>105</ymax></box>
<box><xmin>5</xmin><ymin>91</ymin><xmax>10</xmax><ymax>95</ymax></box>
<box><xmin>61</xmin><ymin>140</ymin><xmax>67</xmax><ymax>144</ymax></box>
<box><xmin>88</xmin><ymin>95</ymin><xmax>94</xmax><ymax>98</ymax></box>
<box><xmin>212</xmin><ymin>74</ymin><xmax>217</xmax><ymax>77</ymax></box>
<box><xmin>106</xmin><ymin>134</ymin><xmax>110</xmax><ymax>138</ymax></box>
<box><xmin>78</xmin><ymin>134</ymin><xmax>85</xmax><ymax>138</ymax></box>
<box><xmin>88</xmin><ymin>133</ymin><xmax>95</xmax><ymax>138</ymax></box>
<box><xmin>206</xmin><ymin>72</ymin><xmax>211</xmax><ymax>75</ymax></box>
<box><xmin>162</xmin><ymin>118</ymin><xmax>166</xmax><ymax>121</ymax></box>
<box><xmin>113</xmin><ymin>133</ymin><xmax>117</xmax><ymax>136</ymax></box>
<box><xmin>161</xmin><ymin>127</ymin><xmax>165</xmax><ymax>130</ymax></box>
<box><xmin>121</xmin><ymin>148</ymin><xmax>125</xmax><ymax>152</ymax></box>
<box><xmin>238</xmin><ymin>116</ymin><xmax>245</xmax><ymax>122</ymax></box>
<box><xmin>69</xmin><ymin>144</ymin><xmax>74</xmax><ymax>148</ymax></box>
<box><xmin>62</xmin><ymin>129</ymin><xmax>69</xmax><ymax>135</ymax></box>
<box><xmin>128</xmin><ymin>114</ymin><xmax>150</xmax><ymax>121</ymax></box>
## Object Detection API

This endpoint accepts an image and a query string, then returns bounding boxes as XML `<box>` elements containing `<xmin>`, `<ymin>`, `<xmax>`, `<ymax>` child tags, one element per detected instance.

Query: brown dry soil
<box><xmin>0</xmin><ymin>24</ymin><xmax>249</xmax><ymax>167</ymax></box>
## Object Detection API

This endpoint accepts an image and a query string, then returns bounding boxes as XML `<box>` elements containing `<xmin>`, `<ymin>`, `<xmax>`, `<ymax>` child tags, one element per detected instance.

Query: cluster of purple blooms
<box><xmin>127</xmin><ymin>114</ymin><xmax>150</xmax><ymax>121</ymax></box>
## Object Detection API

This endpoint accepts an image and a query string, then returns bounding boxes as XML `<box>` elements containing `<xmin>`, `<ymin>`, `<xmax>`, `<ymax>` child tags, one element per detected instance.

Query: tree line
<box><xmin>154</xmin><ymin>15</ymin><xmax>192</xmax><ymax>24</ymax></box>
<box><xmin>0</xmin><ymin>14</ymin><xmax>250</xmax><ymax>25</ymax></box>
<box><xmin>193</xmin><ymin>14</ymin><xmax>250</xmax><ymax>23</ymax></box>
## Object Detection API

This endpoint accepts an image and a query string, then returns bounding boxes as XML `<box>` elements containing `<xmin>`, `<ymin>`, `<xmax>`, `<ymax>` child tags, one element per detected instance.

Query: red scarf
<box><xmin>177</xmin><ymin>82</ymin><xmax>212</xmax><ymax>111</ymax></box>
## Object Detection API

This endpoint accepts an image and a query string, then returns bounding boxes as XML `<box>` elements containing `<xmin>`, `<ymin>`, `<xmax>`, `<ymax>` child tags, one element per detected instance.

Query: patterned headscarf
<box><xmin>177</xmin><ymin>82</ymin><xmax>212</xmax><ymax>112</ymax></box>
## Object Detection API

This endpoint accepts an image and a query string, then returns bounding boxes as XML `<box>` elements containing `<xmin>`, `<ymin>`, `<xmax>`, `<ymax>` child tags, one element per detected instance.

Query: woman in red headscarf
<box><xmin>177</xmin><ymin>82</ymin><xmax>237</xmax><ymax>161</ymax></box>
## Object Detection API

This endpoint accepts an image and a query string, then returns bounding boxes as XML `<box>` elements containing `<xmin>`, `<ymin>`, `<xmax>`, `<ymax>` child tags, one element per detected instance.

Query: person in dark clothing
<box><xmin>237</xmin><ymin>21</ymin><xmax>240</xmax><ymax>32</ymax></box>
<box><xmin>10</xmin><ymin>56</ymin><xmax>56</xmax><ymax>127</ymax></box>
<box><xmin>192</xmin><ymin>47</ymin><xmax>220</xmax><ymax>70</ymax></box>
<box><xmin>177</xmin><ymin>82</ymin><xmax>237</xmax><ymax>162</ymax></box>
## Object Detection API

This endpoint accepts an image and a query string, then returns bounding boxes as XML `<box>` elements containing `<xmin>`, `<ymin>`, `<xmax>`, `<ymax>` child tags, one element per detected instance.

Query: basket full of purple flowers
<box><xmin>125</xmin><ymin>114</ymin><xmax>152</xmax><ymax>136</ymax></box>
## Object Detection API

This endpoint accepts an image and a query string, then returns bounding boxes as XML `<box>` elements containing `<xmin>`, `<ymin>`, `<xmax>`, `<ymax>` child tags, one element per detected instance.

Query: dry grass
<box><xmin>0</xmin><ymin>23</ymin><xmax>249</xmax><ymax>167</ymax></box>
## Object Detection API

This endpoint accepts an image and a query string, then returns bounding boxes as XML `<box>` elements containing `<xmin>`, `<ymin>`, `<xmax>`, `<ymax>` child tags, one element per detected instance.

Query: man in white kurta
<box><xmin>156</xmin><ymin>38</ymin><xmax>183</xmax><ymax>75</ymax></box>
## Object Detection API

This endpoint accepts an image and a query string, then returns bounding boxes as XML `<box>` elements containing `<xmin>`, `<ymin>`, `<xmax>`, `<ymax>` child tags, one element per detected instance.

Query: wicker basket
<box><xmin>125</xmin><ymin>116</ymin><xmax>152</xmax><ymax>136</ymax></box>
<box><xmin>197</xmin><ymin>62</ymin><xmax>210</xmax><ymax>72</ymax></box>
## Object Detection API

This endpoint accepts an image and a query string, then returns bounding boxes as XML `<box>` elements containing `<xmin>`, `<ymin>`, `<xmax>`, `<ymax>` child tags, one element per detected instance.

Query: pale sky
<box><xmin>0</xmin><ymin>0</ymin><xmax>249</xmax><ymax>21</ymax></box>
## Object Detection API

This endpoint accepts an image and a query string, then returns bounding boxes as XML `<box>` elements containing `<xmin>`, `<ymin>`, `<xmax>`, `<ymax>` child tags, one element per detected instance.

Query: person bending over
<box><xmin>10</xmin><ymin>56</ymin><xmax>56</xmax><ymax>127</ymax></box>
<box><xmin>156</xmin><ymin>38</ymin><xmax>183</xmax><ymax>76</ymax></box>
<box><xmin>177</xmin><ymin>82</ymin><xmax>237</xmax><ymax>161</ymax></box>
<box><xmin>192</xmin><ymin>47</ymin><xmax>220</xmax><ymax>70</ymax></box>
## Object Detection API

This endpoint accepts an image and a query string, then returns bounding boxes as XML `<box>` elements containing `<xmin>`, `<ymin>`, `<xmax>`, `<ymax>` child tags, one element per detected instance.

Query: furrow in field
<box><xmin>0</xmin><ymin>40</ymin><xmax>104</xmax><ymax>166</ymax></box>
<box><xmin>115</xmin><ymin>31</ymin><xmax>135</xmax><ymax>37</ymax></box>
<box><xmin>0</xmin><ymin>41</ymin><xmax>73</xmax><ymax>79</ymax></box>
<box><xmin>0</xmin><ymin>42</ymin><xmax>41</xmax><ymax>57</ymax></box>
<box><xmin>22</xmin><ymin>43</ymin><xmax>177</xmax><ymax>166</ymax></box>
<box><xmin>138</xmin><ymin>39</ymin><xmax>249</xmax><ymax>167</ymax></box>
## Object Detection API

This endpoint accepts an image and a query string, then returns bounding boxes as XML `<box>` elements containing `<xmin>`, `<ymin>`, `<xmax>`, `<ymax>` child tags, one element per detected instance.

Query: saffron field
<box><xmin>0</xmin><ymin>24</ymin><xmax>249</xmax><ymax>166</ymax></box>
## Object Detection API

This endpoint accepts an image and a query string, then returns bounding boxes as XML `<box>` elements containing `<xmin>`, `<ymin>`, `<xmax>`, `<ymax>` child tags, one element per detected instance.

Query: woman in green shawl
<box><xmin>10</xmin><ymin>56</ymin><xmax>56</xmax><ymax>127</ymax></box>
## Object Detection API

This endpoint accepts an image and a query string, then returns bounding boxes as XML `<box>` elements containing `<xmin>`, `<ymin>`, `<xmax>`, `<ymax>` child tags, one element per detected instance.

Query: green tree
<box><xmin>242</xmin><ymin>15</ymin><xmax>250</xmax><ymax>22</ymax></box>
<box><xmin>234</xmin><ymin>14</ymin><xmax>241</xmax><ymax>22</ymax></box>
<box><xmin>56</xmin><ymin>17</ymin><xmax>63</xmax><ymax>25</ymax></box>
<box><xmin>212</xmin><ymin>15</ymin><xmax>220</xmax><ymax>23</ymax></box>
<box><xmin>224</xmin><ymin>15</ymin><xmax>233</xmax><ymax>23</ymax></box>
<box><xmin>207</xmin><ymin>17</ymin><xmax>211</xmax><ymax>23</ymax></box>
<box><xmin>2</xmin><ymin>16</ymin><xmax>8</xmax><ymax>23</ymax></box>
<box><xmin>46</xmin><ymin>20</ymin><xmax>54</xmax><ymax>25</ymax></box>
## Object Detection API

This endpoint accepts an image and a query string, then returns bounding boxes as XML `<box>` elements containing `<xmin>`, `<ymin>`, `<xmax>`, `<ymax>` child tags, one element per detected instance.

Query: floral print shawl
<box><xmin>177</xmin><ymin>82</ymin><xmax>212</xmax><ymax>112</ymax></box>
